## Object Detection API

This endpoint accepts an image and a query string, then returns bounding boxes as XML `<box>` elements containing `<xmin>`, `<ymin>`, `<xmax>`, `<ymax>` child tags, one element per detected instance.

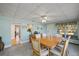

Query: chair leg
<box><xmin>67</xmin><ymin>49</ymin><xmax>69</xmax><ymax>56</ymax></box>
<box><xmin>48</xmin><ymin>48</ymin><xmax>51</xmax><ymax>56</ymax></box>
<box><xmin>66</xmin><ymin>49</ymin><xmax>69</xmax><ymax>56</ymax></box>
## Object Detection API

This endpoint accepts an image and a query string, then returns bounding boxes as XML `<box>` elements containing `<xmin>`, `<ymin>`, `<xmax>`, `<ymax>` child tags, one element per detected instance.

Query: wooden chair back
<box><xmin>61</xmin><ymin>36</ymin><xmax>71</xmax><ymax>56</ymax></box>
<box><xmin>31</xmin><ymin>39</ymin><xmax>41</xmax><ymax>55</ymax></box>
<box><xmin>35</xmin><ymin>34</ymin><xmax>41</xmax><ymax>39</ymax></box>
<box><xmin>42</xmin><ymin>33</ymin><xmax>47</xmax><ymax>38</ymax></box>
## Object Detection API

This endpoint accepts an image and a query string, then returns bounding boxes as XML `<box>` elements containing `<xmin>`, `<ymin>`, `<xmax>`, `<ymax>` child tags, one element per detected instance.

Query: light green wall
<box><xmin>1</xmin><ymin>15</ymin><xmax>78</xmax><ymax>47</ymax></box>
<box><xmin>46</xmin><ymin>23</ymin><xmax>57</xmax><ymax>35</ymax></box>
<box><xmin>0</xmin><ymin>16</ymin><xmax>46</xmax><ymax>46</ymax></box>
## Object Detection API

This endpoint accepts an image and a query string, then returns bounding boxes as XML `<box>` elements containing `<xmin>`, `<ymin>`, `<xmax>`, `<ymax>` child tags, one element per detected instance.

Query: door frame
<box><xmin>11</xmin><ymin>24</ymin><xmax>21</xmax><ymax>45</ymax></box>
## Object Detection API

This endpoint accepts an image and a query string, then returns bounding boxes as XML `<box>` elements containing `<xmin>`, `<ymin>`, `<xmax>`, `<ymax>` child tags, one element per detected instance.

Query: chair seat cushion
<box><xmin>50</xmin><ymin>48</ymin><xmax>61</xmax><ymax>56</ymax></box>
<box><xmin>40</xmin><ymin>49</ymin><xmax>49</xmax><ymax>56</ymax></box>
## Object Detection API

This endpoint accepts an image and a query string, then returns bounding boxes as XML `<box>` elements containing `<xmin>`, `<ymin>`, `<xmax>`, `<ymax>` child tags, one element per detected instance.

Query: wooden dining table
<box><xmin>40</xmin><ymin>37</ymin><xmax>61</xmax><ymax>48</ymax></box>
<box><xmin>40</xmin><ymin>37</ymin><xmax>62</xmax><ymax>55</ymax></box>
<box><xmin>30</xmin><ymin>35</ymin><xmax>62</xmax><ymax>55</ymax></box>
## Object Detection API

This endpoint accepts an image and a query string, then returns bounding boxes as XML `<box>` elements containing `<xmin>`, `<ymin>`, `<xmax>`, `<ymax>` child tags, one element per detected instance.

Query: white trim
<box><xmin>4</xmin><ymin>40</ymin><xmax>29</xmax><ymax>48</ymax></box>
<box><xmin>21</xmin><ymin>40</ymin><xmax>29</xmax><ymax>44</ymax></box>
<box><xmin>4</xmin><ymin>44</ymin><xmax>12</xmax><ymax>48</ymax></box>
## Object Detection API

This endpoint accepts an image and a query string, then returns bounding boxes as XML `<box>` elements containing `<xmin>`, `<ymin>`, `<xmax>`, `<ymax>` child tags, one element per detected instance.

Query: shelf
<box><xmin>67</xmin><ymin>33</ymin><xmax>74</xmax><ymax>35</ymax></box>
<box><xmin>56</xmin><ymin>22</ymin><xmax>77</xmax><ymax>36</ymax></box>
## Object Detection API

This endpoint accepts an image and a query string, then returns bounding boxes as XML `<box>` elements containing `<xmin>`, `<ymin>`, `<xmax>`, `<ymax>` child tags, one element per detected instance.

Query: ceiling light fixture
<box><xmin>42</xmin><ymin>19</ymin><xmax>46</xmax><ymax>23</ymax></box>
<box><xmin>41</xmin><ymin>15</ymin><xmax>47</xmax><ymax>23</ymax></box>
<box><xmin>44</xmin><ymin>16</ymin><xmax>47</xmax><ymax>20</ymax></box>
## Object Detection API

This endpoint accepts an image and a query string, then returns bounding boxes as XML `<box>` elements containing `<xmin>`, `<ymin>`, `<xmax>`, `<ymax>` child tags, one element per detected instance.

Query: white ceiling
<box><xmin>0</xmin><ymin>3</ymin><xmax>79</xmax><ymax>23</ymax></box>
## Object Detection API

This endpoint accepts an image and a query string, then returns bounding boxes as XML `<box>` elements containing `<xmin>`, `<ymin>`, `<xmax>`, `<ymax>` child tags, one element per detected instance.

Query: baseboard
<box><xmin>21</xmin><ymin>40</ymin><xmax>29</xmax><ymax>44</ymax></box>
<box><xmin>70</xmin><ymin>42</ymin><xmax>79</xmax><ymax>45</ymax></box>
<box><xmin>4</xmin><ymin>40</ymin><xmax>29</xmax><ymax>48</ymax></box>
<box><xmin>4</xmin><ymin>44</ymin><xmax>12</xmax><ymax>48</ymax></box>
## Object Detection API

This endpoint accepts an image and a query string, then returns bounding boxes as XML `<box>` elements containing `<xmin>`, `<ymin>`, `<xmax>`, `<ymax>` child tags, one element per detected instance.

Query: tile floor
<box><xmin>0</xmin><ymin>42</ymin><xmax>79</xmax><ymax>56</ymax></box>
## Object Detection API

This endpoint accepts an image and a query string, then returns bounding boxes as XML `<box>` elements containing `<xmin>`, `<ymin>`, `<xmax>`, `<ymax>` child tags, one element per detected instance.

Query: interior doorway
<box><xmin>15</xmin><ymin>25</ymin><xmax>21</xmax><ymax>44</ymax></box>
<box><xmin>11</xmin><ymin>24</ymin><xmax>21</xmax><ymax>46</ymax></box>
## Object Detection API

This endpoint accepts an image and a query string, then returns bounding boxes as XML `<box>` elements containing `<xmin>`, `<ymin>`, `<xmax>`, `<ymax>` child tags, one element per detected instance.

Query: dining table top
<box><xmin>31</xmin><ymin>35</ymin><xmax>62</xmax><ymax>48</ymax></box>
<box><xmin>40</xmin><ymin>37</ymin><xmax>62</xmax><ymax>48</ymax></box>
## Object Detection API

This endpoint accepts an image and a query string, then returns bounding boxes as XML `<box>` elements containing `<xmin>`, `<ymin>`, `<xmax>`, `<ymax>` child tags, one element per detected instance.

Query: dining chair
<box><xmin>55</xmin><ymin>34</ymin><xmax>62</xmax><ymax>38</ymax></box>
<box><xmin>35</xmin><ymin>34</ymin><xmax>41</xmax><ymax>39</ymax></box>
<box><xmin>46</xmin><ymin>35</ymin><xmax>52</xmax><ymax>40</ymax></box>
<box><xmin>61</xmin><ymin>36</ymin><xmax>71</xmax><ymax>56</ymax></box>
<box><xmin>31</xmin><ymin>39</ymin><xmax>49</xmax><ymax>56</ymax></box>
<box><xmin>55</xmin><ymin>34</ymin><xmax>63</xmax><ymax>42</ymax></box>
<box><xmin>57</xmin><ymin>36</ymin><xmax>71</xmax><ymax>49</ymax></box>
<box><xmin>50</xmin><ymin>36</ymin><xmax>71</xmax><ymax>56</ymax></box>
<box><xmin>42</xmin><ymin>33</ymin><xmax>47</xmax><ymax>37</ymax></box>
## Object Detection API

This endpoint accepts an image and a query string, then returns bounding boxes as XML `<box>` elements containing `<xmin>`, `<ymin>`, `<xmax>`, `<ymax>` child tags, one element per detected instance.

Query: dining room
<box><xmin>0</xmin><ymin>3</ymin><xmax>79</xmax><ymax>56</ymax></box>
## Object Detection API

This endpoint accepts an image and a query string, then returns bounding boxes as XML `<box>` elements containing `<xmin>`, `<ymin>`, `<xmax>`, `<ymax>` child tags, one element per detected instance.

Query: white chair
<box><xmin>31</xmin><ymin>39</ymin><xmax>49</xmax><ymax>56</ymax></box>
<box><xmin>50</xmin><ymin>36</ymin><xmax>71</xmax><ymax>56</ymax></box>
